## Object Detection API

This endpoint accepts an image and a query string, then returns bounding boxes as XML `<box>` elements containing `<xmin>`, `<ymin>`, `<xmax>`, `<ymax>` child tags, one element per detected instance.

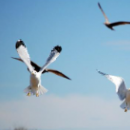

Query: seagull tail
<box><xmin>38</xmin><ymin>85</ymin><xmax>48</xmax><ymax>95</ymax></box>
<box><xmin>24</xmin><ymin>86</ymin><xmax>32</xmax><ymax>94</ymax></box>
<box><xmin>24</xmin><ymin>85</ymin><xmax>48</xmax><ymax>96</ymax></box>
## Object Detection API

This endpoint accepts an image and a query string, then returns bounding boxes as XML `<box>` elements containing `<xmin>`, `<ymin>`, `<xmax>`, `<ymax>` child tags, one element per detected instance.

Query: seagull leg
<box><xmin>36</xmin><ymin>93</ymin><xmax>39</xmax><ymax>97</ymax></box>
<box><xmin>124</xmin><ymin>108</ymin><xmax>127</xmax><ymax>112</ymax></box>
<box><xmin>27</xmin><ymin>92</ymin><xmax>31</xmax><ymax>96</ymax></box>
<box><xmin>124</xmin><ymin>102</ymin><xmax>128</xmax><ymax>112</ymax></box>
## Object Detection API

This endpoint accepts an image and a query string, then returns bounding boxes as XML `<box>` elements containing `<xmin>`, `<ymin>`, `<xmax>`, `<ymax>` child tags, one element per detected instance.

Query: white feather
<box><xmin>39</xmin><ymin>48</ymin><xmax>60</xmax><ymax>73</ymax></box>
<box><xmin>16</xmin><ymin>41</ymin><xmax>33</xmax><ymax>72</ymax></box>
<box><xmin>105</xmin><ymin>75</ymin><xmax>127</xmax><ymax>100</ymax></box>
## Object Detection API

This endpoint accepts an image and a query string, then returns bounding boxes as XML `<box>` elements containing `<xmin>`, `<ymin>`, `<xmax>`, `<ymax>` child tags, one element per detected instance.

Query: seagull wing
<box><xmin>110</xmin><ymin>21</ymin><xmax>130</xmax><ymax>27</ymax></box>
<box><xmin>39</xmin><ymin>45</ymin><xmax>62</xmax><ymax>73</ymax></box>
<box><xmin>97</xmin><ymin>70</ymin><xmax>127</xmax><ymax>100</ymax></box>
<box><xmin>11</xmin><ymin>57</ymin><xmax>23</xmax><ymax>62</ymax></box>
<box><xmin>15</xmin><ymin>40</ymin><xmax>33</xmax><ymax>73</ymax></box>
<box><xmin>43</xmin><ymin>69</ymin><xmax>71</xmax><ymax>80</ymax></box>
<box><xmin>98</xmin><ymin>2</ymin><xmax>109</xmax><ymax>23</ymax></box>
<box><xmin>11</xmin><ymin>57</ymin><xmax>41</xmax><ymax>72</ymax></box>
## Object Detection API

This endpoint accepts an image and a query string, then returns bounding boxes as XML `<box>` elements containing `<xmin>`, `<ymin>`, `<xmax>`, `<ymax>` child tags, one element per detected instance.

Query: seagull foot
<box><xmin>124</xmin><ymin>108</ymin><xmax>127</xmax><ymax>112</ymax></box>
<box><xmin>36</xmin><ymin>93</ymin><xmax>39</xmax><ymax>97</ymax></box>
<box><xmin>27</xmin><ymin>92</ymin><xmax>31</xmax><ymax>96</ymax></box>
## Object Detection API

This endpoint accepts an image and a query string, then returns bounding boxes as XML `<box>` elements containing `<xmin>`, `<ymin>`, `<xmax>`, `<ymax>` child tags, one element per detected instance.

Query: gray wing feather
<box><xmin>15</xmin><ymin>40</ymin><xmax>33</xmax><ymax>72</ymax></box>
<box><xmin>116</xmin><ymin>81</ymin><xmax>127</xmax><ymax>100</ymax></box>
<box><xmin>97</xmin><ymin>70</ymin><xmax>127</xmax><ymax>100</ymax></box>
<box><xmin>39</xmin><ymin>46</ymin><xmax>62</xmax><ymax>73</ymax></box>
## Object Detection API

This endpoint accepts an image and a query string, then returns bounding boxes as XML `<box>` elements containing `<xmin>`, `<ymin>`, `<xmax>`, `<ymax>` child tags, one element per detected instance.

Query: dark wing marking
<box><xmin>30</xmin><ymin>61</ymin><xmax>41</xmax><ymax>72</ymax></box>
<box><xmin>110</xmin><ymin>21</ymin><xmax>130</xmax><ymax>27</ymax></box>
<box><xmin>11</xmin><ymin>57</ymin><xmax>41</xmax><ymax>72</ymax></box>
<box><xmin>11</xmin><ymin>57</ymin><xmax>23</xmax><ymax>62</ymax></box>
<box><xmin>43</xmin><ymin>69</ymin><xmax>71</xmax><ymax>80</ymax></box>
<box><xmin>97</xmin><ymin>69</ymin><xmax>108</xmax><ymax>76</ymax></box>
<box><xmin>16</xmin><ymin>39</ymin><xmax>26</xmax><ymax>49</ymax></box>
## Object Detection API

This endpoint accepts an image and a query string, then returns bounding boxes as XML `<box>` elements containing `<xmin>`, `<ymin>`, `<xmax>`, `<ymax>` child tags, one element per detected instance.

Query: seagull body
<box><xmin>27</xmin><ymin>70</ymin><xmax>44</xmax><ymax>97</ymax></box>
<box><xmin>97</xmin><ymin>70</ymin><xmax>130</xmax><ymax>112</ymax></box>
<box><xmin>15</xmin><ymin>39</ymin><xmax>62</xmax><ymax>97</ymax></box>
<box><xmin>98</xmin><ymin>2</ymin><xmax>130</xmax><ymax>30</ymax></box>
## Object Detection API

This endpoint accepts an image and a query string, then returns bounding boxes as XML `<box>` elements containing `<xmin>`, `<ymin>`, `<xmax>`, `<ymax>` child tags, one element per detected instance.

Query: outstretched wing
<box><xmin>98</xmin><ymin>2</ymin><xmax>109</xmax><ymax>23</ymax></box>
<box><xmin>11</xmin><ymin>57</ymin><xmax>71</xmax><ymax>80</ymax></box>
<box><xmin>39</xmin><ymin>45</ymin><xmax>62</xmax><ymax>73</ymax></box>
<box><xmin>43</xmin><ymin>69</ymin><xmax>71</xmax><ymax>80</ymax></box>
<box><xmin>97</xmin><ymin>70</ymin><xmax>127</xmax><ymax>100</ymax></box>
<box><xmin>110</xmin><ymin>21</ymin><xmax>130</xmax><ymax>27</ymax></box>
<box><xmin>15</xmin><ymin>39</ymin><xmax>33</xmax><ymax>73</ymax></box>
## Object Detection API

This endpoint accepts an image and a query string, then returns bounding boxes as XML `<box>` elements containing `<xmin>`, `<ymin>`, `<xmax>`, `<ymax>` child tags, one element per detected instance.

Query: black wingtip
<box><xmin>11</xmin><ymin>57</ymin><xmax>23</xmax><ymax>62</ymax></box>
<box><xmin>98</xmin><ymin>2</ymin><xmax>101</xmax><ymax>7</ymax></box>
<box><xmin>68</xmin><ymin>77</ymin><xmax>71</xmax><ymax>80</ymax></box>
<box><xmin>54</xmin><ymin>45</ymin><xmax>62</xmax><ymax>53</ymax></box>
<box><xmin>97</xmin><ymin>69</ymin><xmax>107</xmax><ymax>76</ymax></box>
<box><xmin>64</xmin><ymin>76</ymin><xmax>71</xmax><ymax>80</ymax></box>
<box><xmin>16</xmin><ymin>39</ymin><xmax>26</xmax><ymax>49</ymax></box>
<box><xmin>11</xmin><ymin>57</ymin><xmax>16</xmax><ymax>60</ymax></box>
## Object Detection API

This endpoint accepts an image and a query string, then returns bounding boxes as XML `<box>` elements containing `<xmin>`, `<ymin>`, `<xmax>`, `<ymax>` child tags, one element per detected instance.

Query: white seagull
<box><xmin>97</xmin><ymin>70</ymin><xmax>130</xmax><ymax>112</ymax></box>
<box><xmin>15</xmin><ymin>39</ymin><xmax>62</xmax><ymax>97</ymax></box>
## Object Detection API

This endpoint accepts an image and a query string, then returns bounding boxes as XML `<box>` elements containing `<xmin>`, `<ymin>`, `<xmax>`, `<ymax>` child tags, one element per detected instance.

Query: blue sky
<box><xmin>1</xmin><ymin>0</ymin><xmax>130</xmax><ymax>129</ymax></box>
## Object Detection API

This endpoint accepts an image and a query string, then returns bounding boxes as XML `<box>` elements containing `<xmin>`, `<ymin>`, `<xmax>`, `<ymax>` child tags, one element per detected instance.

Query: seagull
<box><xmin>98</xmin><ymin>2</ymin><xmax>130</xmax><ymax>30</ymax></box>
<box><xmin>15</xmin><ymin>39</ymin><xmax>63</xmax><ymax>97</ymax></box>
<box><xmin>11</xmin><ymin>57</ymin><xmax>71</xmax><ymax>80</ymax></box>
<box><xmin>97</xmin><ymin>70</ymin><xmax>130</xmax><ymax>112</ymax></box>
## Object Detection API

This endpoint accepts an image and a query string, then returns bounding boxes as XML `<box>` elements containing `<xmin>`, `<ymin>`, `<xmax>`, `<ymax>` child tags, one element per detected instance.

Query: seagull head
<box><xmin>31</xmin><ymin>70</ymin><xmax>37</xmax><ymax>76</ymax></box>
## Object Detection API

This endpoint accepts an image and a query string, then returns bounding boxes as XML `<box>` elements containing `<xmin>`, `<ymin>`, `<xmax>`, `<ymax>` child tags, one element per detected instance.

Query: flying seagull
<box><xmin>98</xmin><ymin>2</ymin><xmax>130</xmax><ymax>30</ymax></box>
<box><xmin>15</xmin><ymin>39</ymin><xmax>63</xmax><ymax>97</ymax></box>
<box><xmin>97</xmin><ymin>70</ymin><xmax>130</xmax><ymax>112</ymax></box>
<box><xmin>11</xmin><ymin>57</ymin><xmax>71</xmax><ymax>80</ymax></box>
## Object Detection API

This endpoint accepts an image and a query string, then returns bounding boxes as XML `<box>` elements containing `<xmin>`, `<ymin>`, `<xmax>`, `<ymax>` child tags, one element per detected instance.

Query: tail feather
<box><xmin>24</xmin><ymin>86</ymin><xmax>32</xmax><ymax>93</ymax></box>
<box><xmin>39</xmin><ymin>85</ymin><xmax>48</xmax><ymax>94</ymax></box>
<box><xmin>24</xmin><ymin>85</ymin><xmax>48</xmax><ymax>96</ymax></box>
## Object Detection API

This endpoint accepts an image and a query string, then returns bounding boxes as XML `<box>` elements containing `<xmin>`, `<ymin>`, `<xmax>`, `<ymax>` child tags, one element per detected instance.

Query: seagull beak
<box><xmin>32</xmin><ymin>72</ymin><xmax>35</xmax><ymax>75</ymax></box>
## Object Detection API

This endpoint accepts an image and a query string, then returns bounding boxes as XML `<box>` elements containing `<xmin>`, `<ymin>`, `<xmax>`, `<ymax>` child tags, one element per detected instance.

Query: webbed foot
<box><xmin>36</xmin><ymin>93</ymin><xmax>39</xmax><ymax>97</ymax></box>
<box><xmin>27</xmin><ymin>92</ymin><xmax>31</xmax><ymax>96</ymax></box>
<box><xmin>124</xmin><ymin>108</ymin><xmax>127</xmax><ymax>112</ymax></box>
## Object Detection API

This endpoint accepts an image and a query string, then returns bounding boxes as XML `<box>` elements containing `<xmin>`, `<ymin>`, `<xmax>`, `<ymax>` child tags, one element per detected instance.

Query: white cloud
<box><xmin>106</xmin><ymin>40</ymin><xmax>130</xmax><ymax>50</ymax></box>
<box><xmin>0</xmin><ymin>94</ymin><xmax>130</xmax><ymax>130</ymax></box>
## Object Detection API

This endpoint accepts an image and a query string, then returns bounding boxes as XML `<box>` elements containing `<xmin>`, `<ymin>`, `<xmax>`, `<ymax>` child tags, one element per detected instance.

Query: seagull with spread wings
<box><xmin>97</xmin><ymin>70</ymin><xmax>130</xmax><ymax>112</ymax></box>
<box><xmin>15</xmin><ymin>39</ymin><xmax>64</xmax><ymax>97</ymax></box>
<box><xmin>98</xmin><ymin>2</ymin><xmax>130</xmax><ymax>30</ymax></box>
